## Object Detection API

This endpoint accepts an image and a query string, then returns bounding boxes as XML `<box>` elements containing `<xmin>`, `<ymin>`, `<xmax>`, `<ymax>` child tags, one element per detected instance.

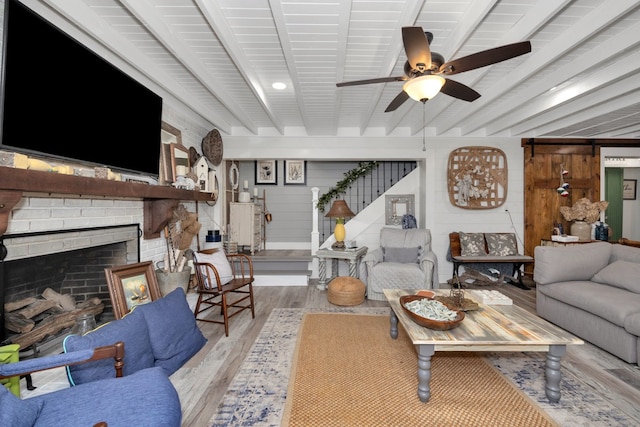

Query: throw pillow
<box><xmin>194</xmin><ymin>250</ymin><xmax>233</xmax><ymax>286</ymax></box>
<box><xmin>383</xmin><ymin>246</ymin><xmax>421</xmax><ymax>263</ymax></box>
<box><xmin>136</xmin><ymin>287</ymin><xmax>207</xmax><ymax>376</ymax></box>
<box><xmin>459</xmin><ymin>232</ymin><xmax>487</xmax><ymax>256</ymax></box>
<box><xmin>591</xmin><ymin>260</ymin><xmax>640</xmax><ymax>294</ymax></box>
<box><xmin>0</xmin><ymin>385</ymin><xmax>43</xmax><ymax>427</ymax></box>
<box><xmin>485</xmin><ymin>233</ymin><xmax>518</xmax><ymax>256</ymax></box>
<box><xmin>63</xmin><ymin>308</ymin><xmax>155</xmax><ymax>385</ymax></box>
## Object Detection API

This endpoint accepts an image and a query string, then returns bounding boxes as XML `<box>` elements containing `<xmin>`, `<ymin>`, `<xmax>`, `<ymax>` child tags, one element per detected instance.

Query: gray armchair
<box><xmin>360</xmin><ymin>228</ymin><xmax>439</xmax><ymax>300</ymax></box>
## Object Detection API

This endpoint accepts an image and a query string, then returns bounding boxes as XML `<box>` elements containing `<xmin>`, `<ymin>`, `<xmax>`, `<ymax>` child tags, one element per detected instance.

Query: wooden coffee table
<box><xmin>384</xmin><ymin>288</ymin><xmax>584</xmax><ymax>403</ymax></box>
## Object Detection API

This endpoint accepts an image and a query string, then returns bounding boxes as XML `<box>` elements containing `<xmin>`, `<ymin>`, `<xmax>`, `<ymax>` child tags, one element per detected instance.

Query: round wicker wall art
<box><xmin>447</xmin><ymin>146</ymin><xmax>507</xmax><ymax>209</ymax></box>
<box><xmin>202</xmin><ymin>129</ymin><xmax>223</xmax><ymax>166</ymax></box>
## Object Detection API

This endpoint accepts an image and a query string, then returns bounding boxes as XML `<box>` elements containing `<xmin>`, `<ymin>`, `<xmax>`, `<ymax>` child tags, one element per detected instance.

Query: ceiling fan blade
<box><xmin>439</xmin><ymin>41</ymin><xmax>531</xmax><ymax>75</ymax></box>
<box><xmin>440</xmin><ymin>79</ymin><xmax>481</xmax><ymax>102</ymax></box>
<box><xmin>402</xmin><ymin>27</ymin><xmax>431</xmax><ymax>72</ymax></box>
<box><xmin>384</xmin><ymin>91</ymin><xmax>410</xmax><ymax>112</ymax></box>
<box><xmin>336</xmin><ymin>76</ymin><xmax>406</xmax><ymax>87</ymax></box>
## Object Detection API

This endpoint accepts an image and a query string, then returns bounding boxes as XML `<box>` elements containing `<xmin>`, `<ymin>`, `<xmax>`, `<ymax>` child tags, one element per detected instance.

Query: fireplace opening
<box><xmin>1</xmin><ymin>225</ymin><xmax>140</xmax><ymax>353</ymax></box>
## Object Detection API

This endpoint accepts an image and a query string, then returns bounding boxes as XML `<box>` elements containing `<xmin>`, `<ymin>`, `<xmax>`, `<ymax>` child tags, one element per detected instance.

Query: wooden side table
<box><xmin>316</xmin><ymin>246</ymin><xmax>368</xmax><ymax>290</ymax></box>
<box><xmin>540</xmin><ymin>239</ymin><xmax>596</xmax><ymax>247</ymax></box>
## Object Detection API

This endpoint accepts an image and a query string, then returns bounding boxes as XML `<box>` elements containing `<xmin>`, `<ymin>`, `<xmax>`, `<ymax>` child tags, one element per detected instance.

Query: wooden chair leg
<box><xmin>221</xmin><ymin>294</ymin><xmax>230</xmax><ymax>337</ymax></box>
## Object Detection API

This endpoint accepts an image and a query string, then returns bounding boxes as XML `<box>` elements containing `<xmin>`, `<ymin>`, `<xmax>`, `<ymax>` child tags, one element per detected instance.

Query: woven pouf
<box><xmin>327</xmin><ymin>276</ymin><xmax>366</xmax><ymax>306</ymax></box>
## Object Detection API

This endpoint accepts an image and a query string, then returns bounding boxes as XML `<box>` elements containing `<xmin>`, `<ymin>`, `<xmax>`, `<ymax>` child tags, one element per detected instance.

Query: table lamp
<box><xmin>325</xmin><ymin>200</ymin><xmax>355</xmax><ymax>250</ymax></box>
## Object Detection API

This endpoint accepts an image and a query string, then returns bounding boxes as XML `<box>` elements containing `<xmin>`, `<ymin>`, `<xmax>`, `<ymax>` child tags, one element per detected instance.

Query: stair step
<box><xmin>253</xmin><ymin>269</ymin><xmax>312</xmax><ymax>276</ymax></box>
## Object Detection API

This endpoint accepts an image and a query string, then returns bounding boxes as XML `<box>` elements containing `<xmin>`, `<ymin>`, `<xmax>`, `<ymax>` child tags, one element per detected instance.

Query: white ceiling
<box><xmin>24</xmin><ymin>0</ymin><xmax>640</xmax><ymax>139</ymax></box>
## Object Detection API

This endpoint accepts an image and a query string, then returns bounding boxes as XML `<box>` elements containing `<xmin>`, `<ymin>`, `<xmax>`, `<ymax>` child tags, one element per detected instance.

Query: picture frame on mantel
<box><xmin>284</xmin><ymin>160</ymin><xmax>306</xmax><ymax>185</ymax></box>
<box><xmin>623</xmin><ymin>179</ymin><xmax>637</xmax><ymax>200</ymax></box>
<box><xmin>104</xmin><ymin>261</ymin><xmax>162</xmax><ymax>319</ymax></box>
<box><xmin>160</xmin><ymin>121</ymin><xmax>183</xmax><ymax>184</ymax></box>
<box><xmin>255</xmin><ymin>160</ymin><xmax>278</xmax><ymax>185</ymax></box>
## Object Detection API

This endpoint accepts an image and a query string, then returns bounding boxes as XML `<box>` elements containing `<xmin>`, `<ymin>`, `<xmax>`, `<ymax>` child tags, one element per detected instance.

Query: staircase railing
<box><xmin>316</xmin><ymin>161</ymin><xmax>417</xmax><ymax>245</ymax></box>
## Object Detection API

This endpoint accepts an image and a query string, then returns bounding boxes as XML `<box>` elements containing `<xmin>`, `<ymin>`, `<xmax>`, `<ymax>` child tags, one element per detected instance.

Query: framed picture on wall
<box><xmin>623</xmin><ymin>179</ymin><xmax>637</xmax><ymax>200</ymax></box>
<box><xmin>255</xmin><ymin>160</ymin><xmax>278</xmax><ymax>185</ymax></box>
<box><xmin>284</xmin><ymin>160</ymin><xmax>307</xmax><ymax>185</ymax></box>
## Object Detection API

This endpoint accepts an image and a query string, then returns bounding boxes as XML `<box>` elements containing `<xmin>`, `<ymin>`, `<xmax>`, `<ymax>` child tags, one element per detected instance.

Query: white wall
<box><xmin>225</xmin><ymin>135</ymin><xmax>526</xmax><ymax>284</ymax></box>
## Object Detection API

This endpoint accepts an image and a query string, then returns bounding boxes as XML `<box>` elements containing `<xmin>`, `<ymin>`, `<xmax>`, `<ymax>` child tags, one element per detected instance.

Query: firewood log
<box><xmin>7</xmin><ymin>302</ymin><xmax>104</xmax><ymax>349</ymax></box>
<box><xmin>4</xmin><ymin>297</ymin><xmax>37</xmax><ymax>313</ymax></box>
<box><xmin>4</xmin><ymin>313</ymin><xmax>35</xmax><ymax>333</ymax></box>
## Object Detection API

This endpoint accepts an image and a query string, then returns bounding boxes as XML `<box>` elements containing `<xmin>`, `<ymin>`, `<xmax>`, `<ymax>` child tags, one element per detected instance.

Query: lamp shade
<box><xmin>325</xmin><ymin>200</ymin><xmax>355</xmax><ymax>218</ymax></box>
<box><xmin>403</xmin><ymin>75</ymin><xmax>446</xmax><ymax>102</ymax></box>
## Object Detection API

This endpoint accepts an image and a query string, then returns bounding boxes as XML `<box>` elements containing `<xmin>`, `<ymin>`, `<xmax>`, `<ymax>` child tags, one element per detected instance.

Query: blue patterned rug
<box><xmin>209</xmin><ymin>307</ymin><xmax>635</xmax><ymax>426</ymax></box>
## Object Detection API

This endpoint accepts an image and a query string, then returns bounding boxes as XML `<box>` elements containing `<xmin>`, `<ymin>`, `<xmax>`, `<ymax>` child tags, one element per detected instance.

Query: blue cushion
<box><xmin>30</xmin><ymin>367</ymin><xmax>181</xmax><ymax>427</ymax></box>
<box><xmin>136</xmin><ymin>287</ymin><xmax>207</xmax><ymax>376</ymax></box>
<box><xmin>0</xmin><ymin>385</ymin><xmax>43</xmax><ymax>427</ymax></box>
<box><xmin>63</xmin><ymin>308</ymin><xmax>154</xmax><ymax>385</ymax></box>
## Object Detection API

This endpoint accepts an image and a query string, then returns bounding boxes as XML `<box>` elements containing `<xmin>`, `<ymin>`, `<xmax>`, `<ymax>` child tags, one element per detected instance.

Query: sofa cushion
<box><xmin>383</xmin><ymin>246</ymin><xmax>421</xmax><ymax>263</ymax></box>
<box><xmin>611</xmin><ymin>244</ymin><xmax>640</xmax><ymax>264</ymax></box>
<box><xmin>194</xmin><ymin>250</ymin><xmax>233</xmax><ymax>285</ymax></box>
<box><xmin>537</xmin><ymin>281</ymin><xmax>640</xmax><ymax>327</ymax></box>
<box><xmin>459</xmin><ymin>232</ymin><xmax>487</xmax><ymax>256</ymax></box>
<box><xmin>624</xmin><ymin>312</ymin><xmax>640</xmax><ymax>336</ymax></box>
<box><xmin>63</xmin><ymin>307</ymin><xmax>155</xmax><ymax>385</ymax></box>
<box><xmin>30</xmin><ymin>367</ymin><xmax>181</xmax><ymax>427</ymax></box>
<box><xmin>534</xmin><ymin>242</ymin><xmax>611</xmax><ymax>285</ymax></box>
<box><xmin>0</xmin><ymin>385</ymin><xmax>43</xmax><ymax>427</ymax></box>
<box><xmin>136</xmin><ymin>287</ymin><xmax>207</xmax><ymax>376</ymax></box>
<box><xmin>485</xmin><ymin>233</ymin><xmax>518</xmax><ymax>256</ymax></box>
<box><xmin>591</xmin><ymin>260</ymin><xmax>640</xmax><ymax>294</ymax></box>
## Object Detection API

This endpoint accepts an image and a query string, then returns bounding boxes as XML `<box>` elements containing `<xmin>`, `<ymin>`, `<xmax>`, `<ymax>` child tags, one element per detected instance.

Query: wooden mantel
<box><xmin>0</xmin><ymin>166</ymin><xmax>216</xmax><ymax>239</ymax></box>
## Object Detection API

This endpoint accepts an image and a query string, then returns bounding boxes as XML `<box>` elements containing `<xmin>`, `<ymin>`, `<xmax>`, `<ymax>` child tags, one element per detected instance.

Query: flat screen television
<box><xmin>0</xmin><ymin>0</ymin><xmax>163</xmax><ymax>178</ymax></box>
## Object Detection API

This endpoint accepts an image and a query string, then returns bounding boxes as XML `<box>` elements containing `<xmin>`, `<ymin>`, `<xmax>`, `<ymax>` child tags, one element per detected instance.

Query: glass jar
<box><xmin>71</xmin><ymin>314</ymin><xmax>97</xmax><ymax>336</ymax></box>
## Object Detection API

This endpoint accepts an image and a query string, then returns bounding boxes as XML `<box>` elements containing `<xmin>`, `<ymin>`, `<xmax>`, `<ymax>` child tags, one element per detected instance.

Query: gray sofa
<box><xmin>534</xmin><ymin>242</ymin><xmax>640</xmax><ymax>364</ymax></box>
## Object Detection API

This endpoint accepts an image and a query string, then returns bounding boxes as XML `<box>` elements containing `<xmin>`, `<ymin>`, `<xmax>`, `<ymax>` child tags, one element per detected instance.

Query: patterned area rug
<box><xmin>209</xmin><ymin>307</ymin><xmax>634</xmax><ymax>427</ymax></box>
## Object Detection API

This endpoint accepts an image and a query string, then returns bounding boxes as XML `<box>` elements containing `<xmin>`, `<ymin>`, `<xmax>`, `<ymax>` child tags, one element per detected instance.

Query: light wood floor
<box><xmin>182</xmin><ymin>281</ymin><xmax>640</xmax><ymax>427</ymax></box>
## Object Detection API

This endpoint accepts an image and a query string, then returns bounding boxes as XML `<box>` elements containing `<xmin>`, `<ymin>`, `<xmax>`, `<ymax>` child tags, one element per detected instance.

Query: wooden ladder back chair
<box><xmin>193</xmin><ymin>248</ymin><xmax>255</xmax><ymax>336</ymax></box>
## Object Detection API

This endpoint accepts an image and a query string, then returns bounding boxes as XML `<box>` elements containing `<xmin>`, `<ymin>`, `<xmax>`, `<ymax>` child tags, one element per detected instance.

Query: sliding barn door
<box><xmin>523</xmin><ymin>143</ymin><xmax>601</xmax><ymax>274</ymax></box>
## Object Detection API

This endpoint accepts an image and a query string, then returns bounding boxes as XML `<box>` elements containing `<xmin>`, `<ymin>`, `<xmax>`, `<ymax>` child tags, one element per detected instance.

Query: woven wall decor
<box><xmin>447</xmin><ymin>146</ymin><xmax>507</xmax><ymax>209</ymax></box>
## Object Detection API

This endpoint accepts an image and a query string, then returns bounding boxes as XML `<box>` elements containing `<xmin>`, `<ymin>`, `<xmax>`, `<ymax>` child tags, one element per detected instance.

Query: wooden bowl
<box><xmin>399</xmin><ymin>295</ymin><xmax>465</xmax><ymax>331</ymax></box>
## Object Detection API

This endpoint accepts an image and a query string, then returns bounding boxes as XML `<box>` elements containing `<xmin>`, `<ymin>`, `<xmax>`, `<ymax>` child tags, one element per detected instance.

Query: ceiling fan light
<box><xmin>403</xmin><ymin>75</ymin><xmax>445</xmax><ymax>102</ymax></box>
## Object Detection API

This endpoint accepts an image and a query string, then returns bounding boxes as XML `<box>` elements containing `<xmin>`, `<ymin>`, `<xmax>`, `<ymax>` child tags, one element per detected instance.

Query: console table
<box><xmin>316</xmin><ymin>246</ymin><xmax>368</xmax><ymax>290</ymax></box>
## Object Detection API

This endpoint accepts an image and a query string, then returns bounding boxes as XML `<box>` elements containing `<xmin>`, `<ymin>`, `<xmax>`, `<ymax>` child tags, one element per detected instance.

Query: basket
<box><xmin>400</xmin><ymin>295</ymin><xmax>465</xmax><ymax>330</ymax></box>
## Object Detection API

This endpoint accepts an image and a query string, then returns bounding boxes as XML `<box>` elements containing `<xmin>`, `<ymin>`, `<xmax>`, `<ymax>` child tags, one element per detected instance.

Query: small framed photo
<box><xmin>170</xmin><ymin>143</ymin><xmax>190</xmax><ymax>178</ymax></box>
<box><xmin>104</xmin><ymin>261</ymin><xmax>162</xmax><ymax>319</ymax></box>
<box><xmin>623</xmin><ymin>179</ymin><xmax>637</xmax><ymax>200</ymax></box>
<box><xmin>255</xmin><ymin>160</ymin><xmax>278</xmax><ymax>185</ymax></box>
<box><xmin>284</xmin><ymin>160</ymin><xmax>307</xmax><ymax>185</ymax></box>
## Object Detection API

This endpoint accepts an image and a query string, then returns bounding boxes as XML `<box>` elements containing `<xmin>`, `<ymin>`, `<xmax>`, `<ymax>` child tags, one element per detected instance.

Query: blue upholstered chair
<box><xmin>0</xmin><ymin>341</ymin><xmax>182</xmax><ymax>427</ymax></box>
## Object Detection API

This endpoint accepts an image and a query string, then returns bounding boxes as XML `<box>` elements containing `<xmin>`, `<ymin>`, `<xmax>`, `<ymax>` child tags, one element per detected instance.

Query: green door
<box><xmin>605</xmin><ymin>168</ymin><xmax>623</xmax><ymax>241</ymax></box>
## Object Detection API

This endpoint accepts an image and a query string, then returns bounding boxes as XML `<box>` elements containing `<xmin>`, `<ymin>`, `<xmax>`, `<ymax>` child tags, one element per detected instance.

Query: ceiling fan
<box><xmin>336</xmin><ymin>27</ymin><xmax>532</xmax><ymax>112</ymax></box>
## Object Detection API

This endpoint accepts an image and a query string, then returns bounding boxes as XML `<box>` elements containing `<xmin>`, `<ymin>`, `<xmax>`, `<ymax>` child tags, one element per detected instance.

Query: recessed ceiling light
<box><xmin>272</xmin><ymin>82</ymin><xmax>287</xmax><ymax>90</ymax></box>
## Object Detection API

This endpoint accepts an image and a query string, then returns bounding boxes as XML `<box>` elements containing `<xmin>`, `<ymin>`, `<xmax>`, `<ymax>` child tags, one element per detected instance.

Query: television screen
<box><xmin>0</xmin><ymin>0</ymin><xmax>163</xmax><ymax>178</ymax></box>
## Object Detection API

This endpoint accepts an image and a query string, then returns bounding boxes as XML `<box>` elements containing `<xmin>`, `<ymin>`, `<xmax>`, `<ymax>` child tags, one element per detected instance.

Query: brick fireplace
<box><xmin>1</xmin><ymin>224</ymin><xmax>140</xmax><ymax>343</ymax></box>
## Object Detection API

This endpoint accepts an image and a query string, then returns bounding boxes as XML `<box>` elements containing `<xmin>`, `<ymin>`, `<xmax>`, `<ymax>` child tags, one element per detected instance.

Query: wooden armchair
<box><xmin>1</xmin><ymin>340</ymin><xmax>182</xmax><ymax>427</ymax></box>
<box><xmin>193</xmin><ymin>248</ymin><xmax>255</xmax><ymax>336</ymax></box>
<box><xmin>0</xmin><ymin>342</ymin><xmax>124</xmax><ymax>427</ymax></box>
<box><xmin>0</xmin><ymin>341</ymin><xmax>124</xmax><ymax>381</ymax></box>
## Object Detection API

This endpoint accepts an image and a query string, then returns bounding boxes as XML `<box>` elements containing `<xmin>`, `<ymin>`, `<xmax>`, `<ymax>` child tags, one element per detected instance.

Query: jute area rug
<box><xmin>282</xmin><ymin>313</ymin><xmax>558</xmax><ymax>427</ymax></box>
<box><xmin>209</xmin><ymin>308</ymin><xmax>633</xmax><ymax>426</ymax></box>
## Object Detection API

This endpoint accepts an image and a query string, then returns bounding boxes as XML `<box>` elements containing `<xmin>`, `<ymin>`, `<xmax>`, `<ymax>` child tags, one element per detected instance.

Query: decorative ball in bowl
<box><xmin>400</xmin><ymin>295</ymin><xmax>465</xmax><ymax>331</ymax></box>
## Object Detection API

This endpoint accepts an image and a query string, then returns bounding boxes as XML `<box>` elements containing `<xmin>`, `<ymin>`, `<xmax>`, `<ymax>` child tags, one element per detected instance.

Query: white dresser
<box><xmin>229</xmin><ymin>202</ymin><xmax>263</xmax><ymax>255</ymax></box>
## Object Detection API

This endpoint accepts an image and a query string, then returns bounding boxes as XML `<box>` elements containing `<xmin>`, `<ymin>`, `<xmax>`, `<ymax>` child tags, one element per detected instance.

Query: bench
<box><xmin>448</xmin><ymin>232</ymin><xmax>534</xmax><ymax>289</ymax></box>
